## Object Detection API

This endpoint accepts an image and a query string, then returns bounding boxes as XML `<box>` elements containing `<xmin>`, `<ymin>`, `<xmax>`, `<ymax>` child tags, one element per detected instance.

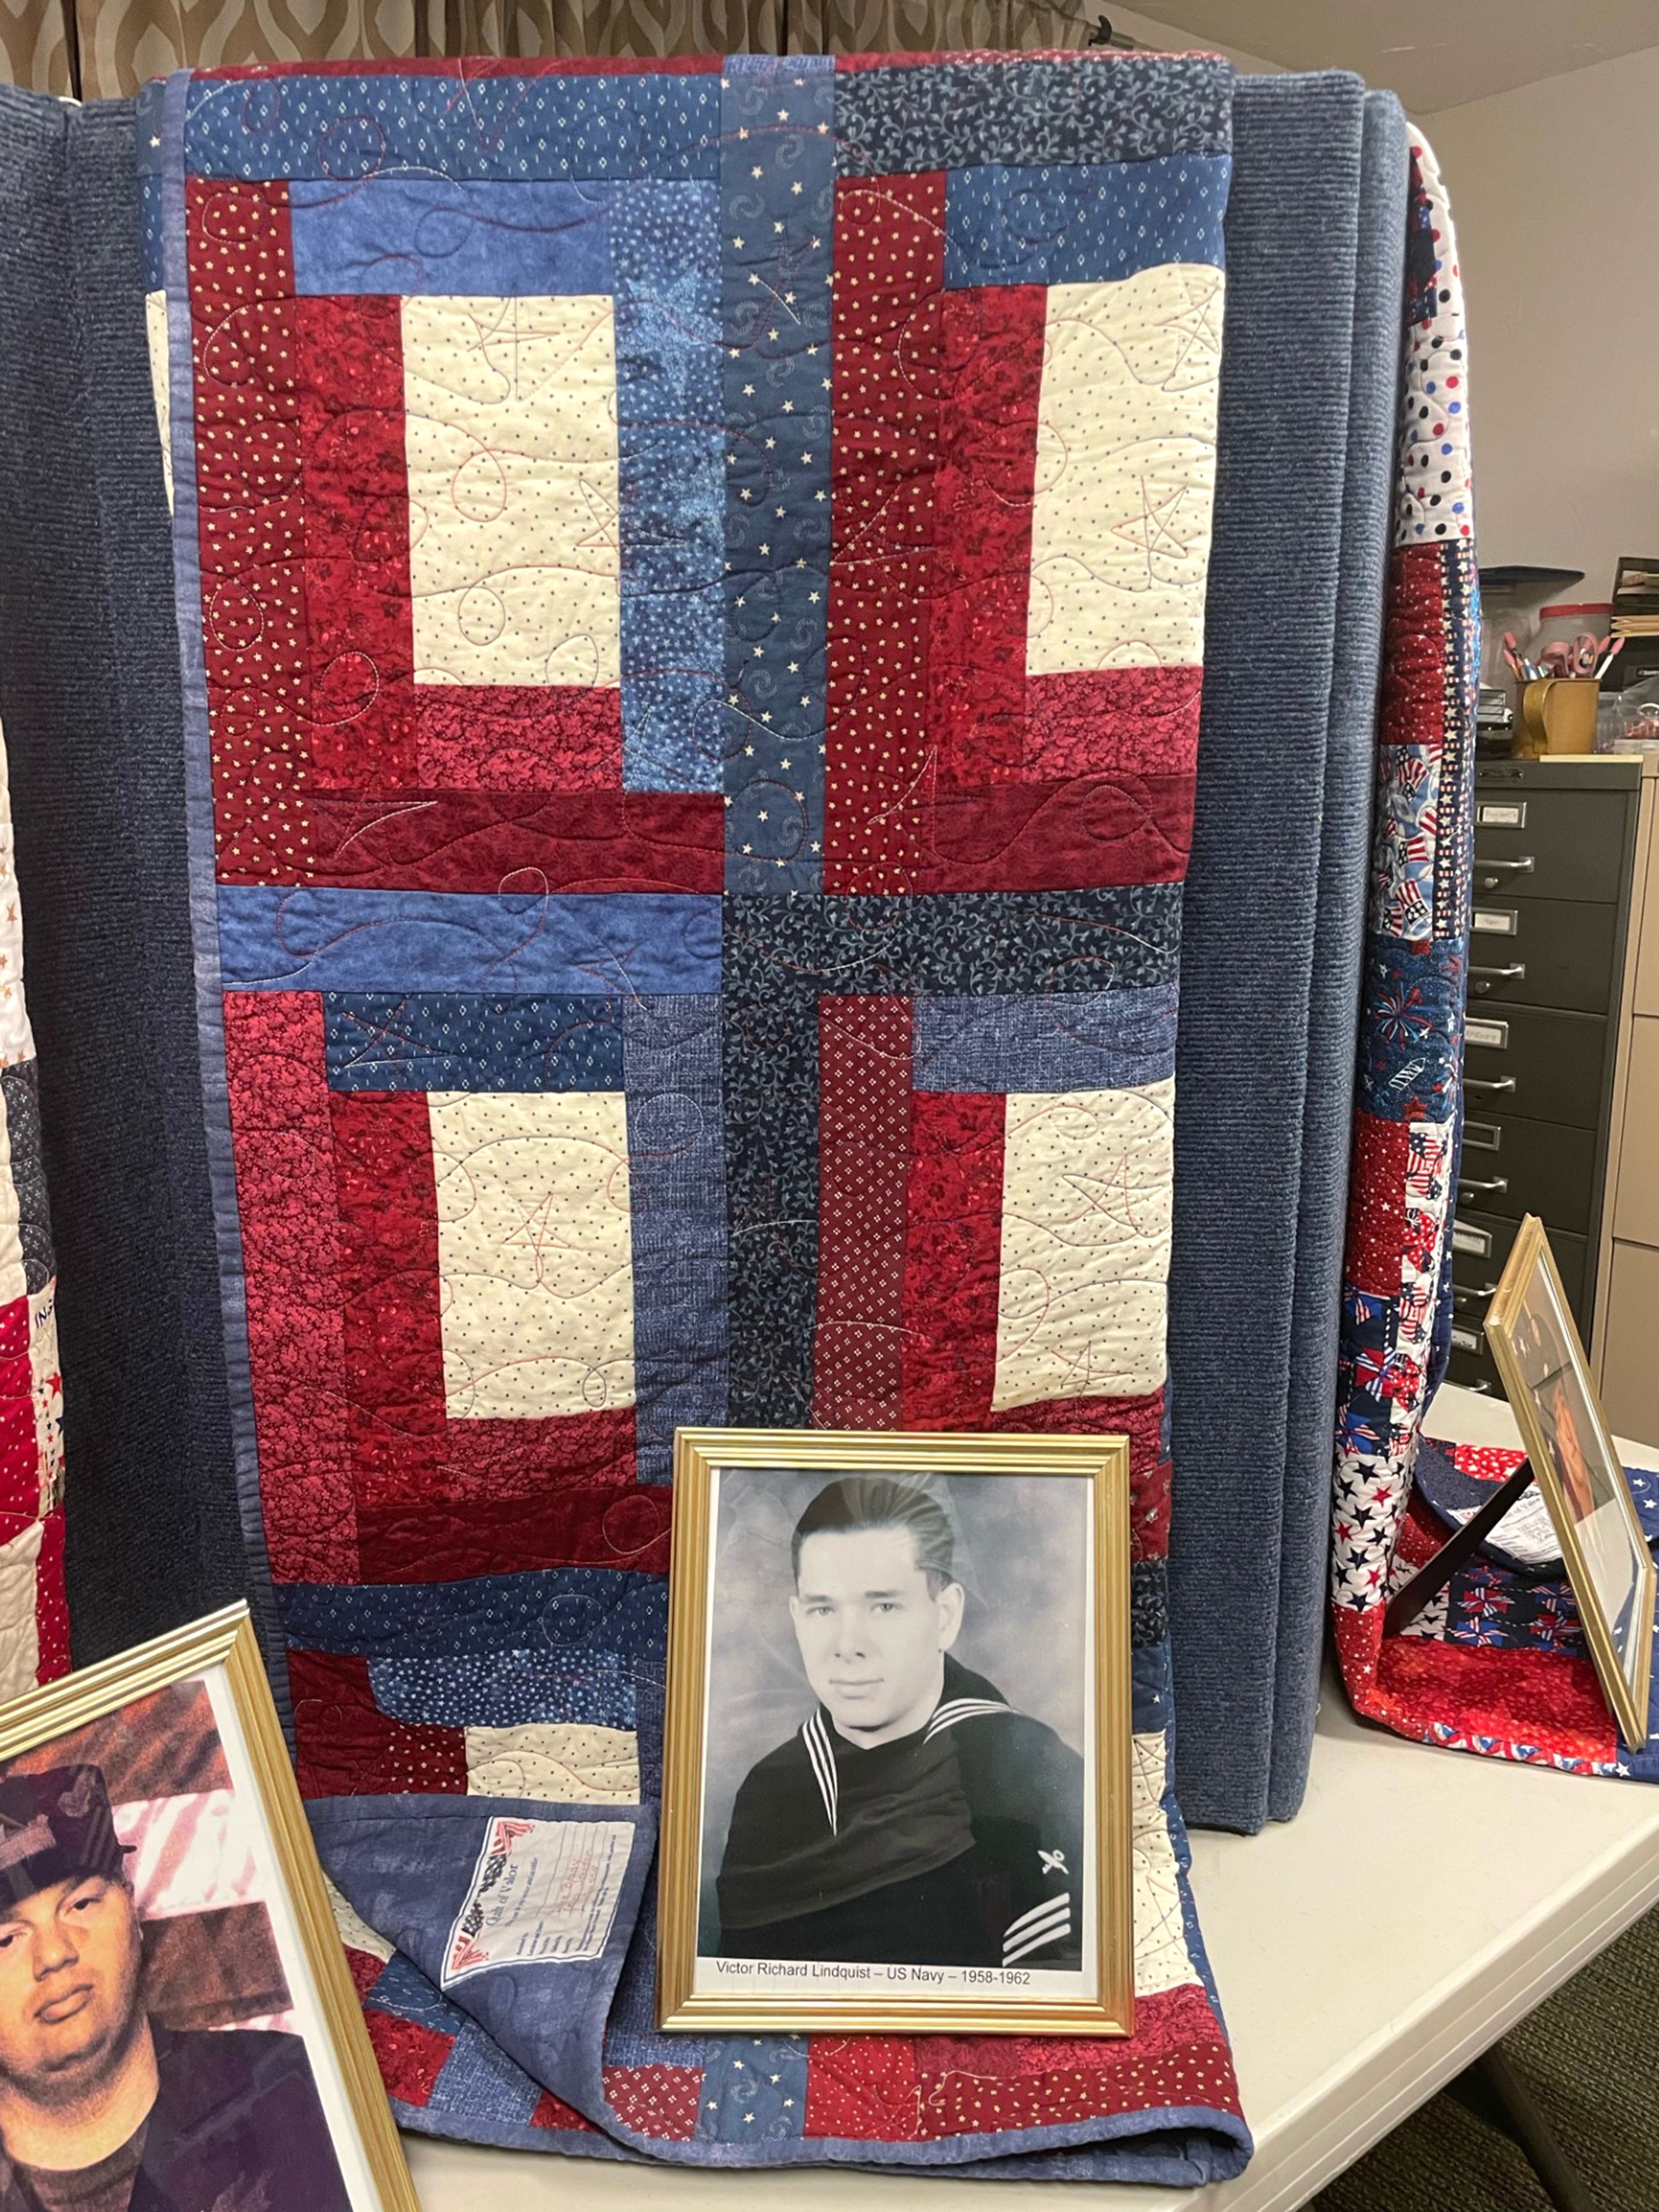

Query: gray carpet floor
<box><xmin>1314</xmin><ymin>1902</ymin><xmax>1659</xmax><ymax>2209</ymax></box>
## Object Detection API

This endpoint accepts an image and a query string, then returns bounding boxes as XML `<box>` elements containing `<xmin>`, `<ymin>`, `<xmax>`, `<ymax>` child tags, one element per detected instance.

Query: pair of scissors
<box><xmin>1538</xmin><ymin>633</ymin><xmax>1609</xmax><ymax>676</ymax></box>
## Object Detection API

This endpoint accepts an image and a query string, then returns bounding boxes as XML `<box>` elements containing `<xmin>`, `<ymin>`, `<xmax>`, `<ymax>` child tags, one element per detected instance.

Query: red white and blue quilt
<box><xmin>142</xmin><ymin>49</ymin><xmax>1249</xmax><ymax>2177</ymax></box>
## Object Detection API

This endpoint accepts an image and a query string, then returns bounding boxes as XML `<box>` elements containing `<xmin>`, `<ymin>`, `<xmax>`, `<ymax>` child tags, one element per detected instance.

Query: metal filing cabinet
<box><xmin>1446</xmin><ymin>757</ymin><xmax>1643</xmax><ymax>1395</ymax></box>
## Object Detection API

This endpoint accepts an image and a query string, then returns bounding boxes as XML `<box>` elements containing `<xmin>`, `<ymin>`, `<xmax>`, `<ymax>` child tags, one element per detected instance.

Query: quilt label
<box><xmin>442</xmin><ymin>1815</ymin><xmax>632</xmax><ymax>1984</ymax></box>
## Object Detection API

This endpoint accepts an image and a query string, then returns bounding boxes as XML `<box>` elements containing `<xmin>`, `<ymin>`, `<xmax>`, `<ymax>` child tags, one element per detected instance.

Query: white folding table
<box><xmin>408</xmin><ymin>1383</ymin><xmax>1659</xmax><ymax>2210</ymax></box>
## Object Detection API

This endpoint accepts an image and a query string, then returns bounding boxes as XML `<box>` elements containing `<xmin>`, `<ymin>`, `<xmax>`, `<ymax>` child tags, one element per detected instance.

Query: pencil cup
<box><xmin>1517</xmin><ymin>677</ymin><xmax>1600</xmax><ymax>758</ymax></box>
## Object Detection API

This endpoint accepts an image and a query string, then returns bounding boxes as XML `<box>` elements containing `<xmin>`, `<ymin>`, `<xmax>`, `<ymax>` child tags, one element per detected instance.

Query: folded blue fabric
<box><xmin>1168</xmin><ymin>71</ymin><xmax>1372</xmax><ymax>1834</ymax></box>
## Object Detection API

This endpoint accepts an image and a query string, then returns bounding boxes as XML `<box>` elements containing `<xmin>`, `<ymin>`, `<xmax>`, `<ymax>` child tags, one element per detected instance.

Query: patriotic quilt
<box><xmin>0</xmin><ymin>719</ymin><xmax>64</xmax><ymax>1700</ymax></box>
<box><xmin>1332</xmin><ymin>138</ymin><xmax>1659</xmax><ymax>1779</ymax></box>
<box><xmin>142</xmin><ymin>49</ymin><xmax>1249</xmax><ymax>2177</ymax></box>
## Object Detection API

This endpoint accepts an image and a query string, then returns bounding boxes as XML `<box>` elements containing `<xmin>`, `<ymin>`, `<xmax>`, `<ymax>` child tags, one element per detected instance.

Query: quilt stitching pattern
<box><xmin>146</xmin><ymin>48</ymin><xmax>1250</xmax><ymax>2176</ymax></box>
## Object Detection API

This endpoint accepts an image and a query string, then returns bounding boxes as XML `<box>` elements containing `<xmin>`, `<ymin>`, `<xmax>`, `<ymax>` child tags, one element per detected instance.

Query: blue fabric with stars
<box><xmin>696</xmin><ymin>2038</ymin><xmax>810</xmax><ymax>2147</ymax></box>
<box><xmin>720</xmin><ymin>57</ymin><xmax>833</xmax><ymax>896</ymax></box>
<box><xmin>944</xmin><ymin>156</ymin><xmax>1231</xmax><ymax>288</ymax></box>
<box><xmin>180</xmin><ymin>68</ymin><xmax>720</xmax><ymax>183</ymax></box>
<box><xmin>321</xmin><ymin>991</ymin><xmax>624</xmax><ymax>1092</ymax></box>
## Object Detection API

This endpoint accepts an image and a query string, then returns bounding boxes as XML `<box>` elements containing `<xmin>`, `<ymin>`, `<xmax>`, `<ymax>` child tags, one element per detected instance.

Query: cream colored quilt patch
<box><xmin>432</xmin><ymin>1089</ymin><xmax>635</xmax><ymax>1419</ymax></box>
<box><xmin>992</xmin><ymin>1079</ymin><xmax>1174</xmax><ymax>1407</ymax></box>
<box><xmin>403</xmin><ymin>293</ymin><xmax>620</xmax><ymax>690</ymax></box>
<box><xmin>1026</xmin><ymin>264</ymin><xmax>1224</xmax><ymax>673</ymax></box>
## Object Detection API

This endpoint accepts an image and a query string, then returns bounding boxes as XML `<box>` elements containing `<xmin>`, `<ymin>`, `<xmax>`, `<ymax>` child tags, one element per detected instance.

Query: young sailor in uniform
<box><xmin>715</xmin><ymin>1476</ymin><xmax>1084</xmax><ymax>1970</ymax></box>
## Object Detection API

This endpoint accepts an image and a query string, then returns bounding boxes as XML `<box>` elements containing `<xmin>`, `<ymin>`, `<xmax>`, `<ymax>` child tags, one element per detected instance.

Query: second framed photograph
<box><xmin>657</xmin><ymin>1429</ymin><xmax>1131</xmax><ymax>2037</ymax></box>
<box><xmin>0</xmin><ymin>1606</ymin><xmax>416</xmax><ymax>2212</ymax></box>
<box><xmin>1486</xmin><ymin>1214</ymin><xmax>1656</xmax><ymax>1746</ymax></box>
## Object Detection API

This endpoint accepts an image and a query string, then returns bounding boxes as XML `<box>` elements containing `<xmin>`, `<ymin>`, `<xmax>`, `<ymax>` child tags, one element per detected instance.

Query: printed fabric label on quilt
<box><xmin>442</xmin><ymin>1816</ymin><xmax>633</xmax><ymax>1985</ymax></box>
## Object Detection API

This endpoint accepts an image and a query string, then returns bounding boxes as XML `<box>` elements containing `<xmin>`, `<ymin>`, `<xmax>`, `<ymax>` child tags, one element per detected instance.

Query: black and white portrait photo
<box><xmin>689</xmin><ymin>1456</ymin><xmax>1101</xmax><ymax>2005</ymax></box>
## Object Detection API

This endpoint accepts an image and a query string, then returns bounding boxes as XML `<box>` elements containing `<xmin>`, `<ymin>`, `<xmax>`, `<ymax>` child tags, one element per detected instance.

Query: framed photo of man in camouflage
<box><xmin>657</xmin><ymin>1431</ymin><xmax>1132</xmax><ymax>2036</ymax></box>
<box><xmin>0</xmin><ymin>1605</ymin><xmax>417</xmax><ymax>2212</ymax></box>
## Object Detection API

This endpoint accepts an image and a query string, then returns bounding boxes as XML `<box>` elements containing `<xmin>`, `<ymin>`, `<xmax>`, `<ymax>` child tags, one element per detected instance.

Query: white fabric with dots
<box><xmin>463</xmin><ymin>1722</ymin><xmax>641</xmax><ymax>1804</ymax></box>
<box><xmin>1394</xmin><ymin>135</ymin><xmax>1472</xmax><ymax>550</ymax></box>
<box><xmin>1131</xmin><ymin>1729</ymin><xmax>1198</xmax><ymax>1996</ymax></box>
<box><xmin>403</xmin><ymin>293</ymin><xmax>621</xmax><ymax>691</ymax></box>
<box><xmin>991</xmin><ymin>1079</ymin><xmax>1175</xmax><ymax>1409</ymax></box>
<box><xmin>431</xmin><ymin>1089</ymin><xmax>636</xmax><ymax>1420</ymax></box>
<box><xmin>1026</xmin><ymin>263</ymin><xmax>1225</xmax><ymax>675</ymax></box>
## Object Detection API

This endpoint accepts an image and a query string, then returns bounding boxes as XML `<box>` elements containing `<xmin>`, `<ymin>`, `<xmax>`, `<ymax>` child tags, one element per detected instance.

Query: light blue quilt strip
<box><xmin>217</xmin><ymin>887</ymin><xmax>720</xmax><ymax>996</ymax></box>
<box><xmin>289</xmin><ymin>175</ymin><xmax>617</xmax><ymax>293</ymax></box>
<box><xmin>622</xmin><ymin>994</ymin><xmax>728</xmax><ymax>1484</ymax></box>
<box><xmin>912</xmin><ymin>983</ymin><xmax>1180</xmax><ymax>1093</ymax></box>
<box><xmin>943</xmin><ymin>155</ymin><xmax>1231</xmax><ymax>288</ymax></box>
<box><xmin>181</xmin><ymin>68</ymin><xmax>720</xmax><ymax>185</ymax></box>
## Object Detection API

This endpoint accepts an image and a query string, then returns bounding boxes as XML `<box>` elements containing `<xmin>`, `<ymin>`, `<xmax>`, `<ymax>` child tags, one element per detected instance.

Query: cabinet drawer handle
<box><xmin>1465</xmin><ymin>1075</ymin><xmax>1516</xmax><ymax>1094</ymax></box>
<box><xmin>1462</xmin><ymin>1378</ymin><xmax>1494</xmax><ymax>1395</ymax></box>
<box><xmin>1452</xmin><ymin>1282</ymin><xmax>1502</xmax><ymax>1306</ymax></box>
<box><xmin>1475</xmin><ymin>856</ymin><xmax>1535</xmax><ymax>884</ymax></box>
<box><xmin>1457</xmin><ymin>1174</ymin><xmax>1509</xmax><ymax>1196</ymax></box>
<box><xmin>1470</xmin><ymin>964</ymin><xmax>1526</xmax><ymax>994</ymax></box>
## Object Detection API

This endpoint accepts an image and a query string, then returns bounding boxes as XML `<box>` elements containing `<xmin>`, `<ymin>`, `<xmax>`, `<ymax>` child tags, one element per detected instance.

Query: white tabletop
<box><xmin>408</xmin><ymin>1384</ymin><xmax>1659</xmax><ymax>2210</ymax></box>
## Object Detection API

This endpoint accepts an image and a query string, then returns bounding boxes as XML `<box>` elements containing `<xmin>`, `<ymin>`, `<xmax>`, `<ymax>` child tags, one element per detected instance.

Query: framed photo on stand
<box><xmin>657</xmin><ymin>1429</ymin><xmax>1132</xmax><ymax>2036</ymax></box>
<box><xmin>1486</xmin><ymin>1215</ymin><xmax>1656</xmax><ymax>1745</ymax></box>
<box><xmin>0</xmin><ymin>1604</ymin><xmax>418</xmax><ymax>2211</ymax></box>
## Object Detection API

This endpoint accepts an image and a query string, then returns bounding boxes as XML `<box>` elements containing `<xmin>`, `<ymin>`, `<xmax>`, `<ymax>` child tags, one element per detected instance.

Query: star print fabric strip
<box><xmin>721</xmin><ymin>57</ymin><xmax>833</xmax><ymax>893</ymax></box>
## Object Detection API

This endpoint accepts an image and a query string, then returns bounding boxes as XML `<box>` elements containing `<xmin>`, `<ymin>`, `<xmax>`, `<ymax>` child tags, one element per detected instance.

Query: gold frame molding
<box><xmin>1485</xmin><ymin>1214</ymin><xmax>1656</xmax><ymax>1746</ymax></box>
<box><xmin>657</xmin><ymin>1428</ymin><xmax>1133</xmax><ymax>2036</ymax></box>
<box><xmin>0</xmin><ymin>1604</ymin><xmax>418</xmax><ymax>2212</ymax></box>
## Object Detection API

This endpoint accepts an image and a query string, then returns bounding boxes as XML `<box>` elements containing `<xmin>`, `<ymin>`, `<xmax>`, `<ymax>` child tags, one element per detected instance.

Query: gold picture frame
<box><xmin>0</xmin><ymin>1604</ymin><xmax>418</xmax><ymax>2212</ymax></box>
<box><xmin>1485</xmin><ymin>1215</ymin><xmax>1656</xmax><ymax>1745</ymax></box>
<box><xmin>657</xmin><ymin>1428</ymin><xmax>1132</xmax><ymax>2037</ymax></box>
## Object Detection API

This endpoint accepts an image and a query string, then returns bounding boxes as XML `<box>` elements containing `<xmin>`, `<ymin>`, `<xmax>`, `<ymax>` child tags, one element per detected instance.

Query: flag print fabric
<box><xmin>143</xmin><ymin>49</ymin><xmax>1250</xmax><ymax>2176</ymax></box>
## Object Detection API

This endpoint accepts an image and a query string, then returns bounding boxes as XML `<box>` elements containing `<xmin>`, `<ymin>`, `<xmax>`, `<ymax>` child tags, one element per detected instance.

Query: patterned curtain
<box><xmin>0</xmin><ymin>0</ymin><xmax>1095</xmax><ymax>101</ymax></box>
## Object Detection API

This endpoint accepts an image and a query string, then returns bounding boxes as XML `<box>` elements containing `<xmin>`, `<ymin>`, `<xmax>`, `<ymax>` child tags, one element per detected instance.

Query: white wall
<box><xmin>1100</xmin><ymin>6</ymin><xmax>1279</xmax><ymax>74</ymax></box>
<box><xmin>1427</xmin><ymin>47</ymin><xmax>1659</xmax><ymax>598</ymax></box>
